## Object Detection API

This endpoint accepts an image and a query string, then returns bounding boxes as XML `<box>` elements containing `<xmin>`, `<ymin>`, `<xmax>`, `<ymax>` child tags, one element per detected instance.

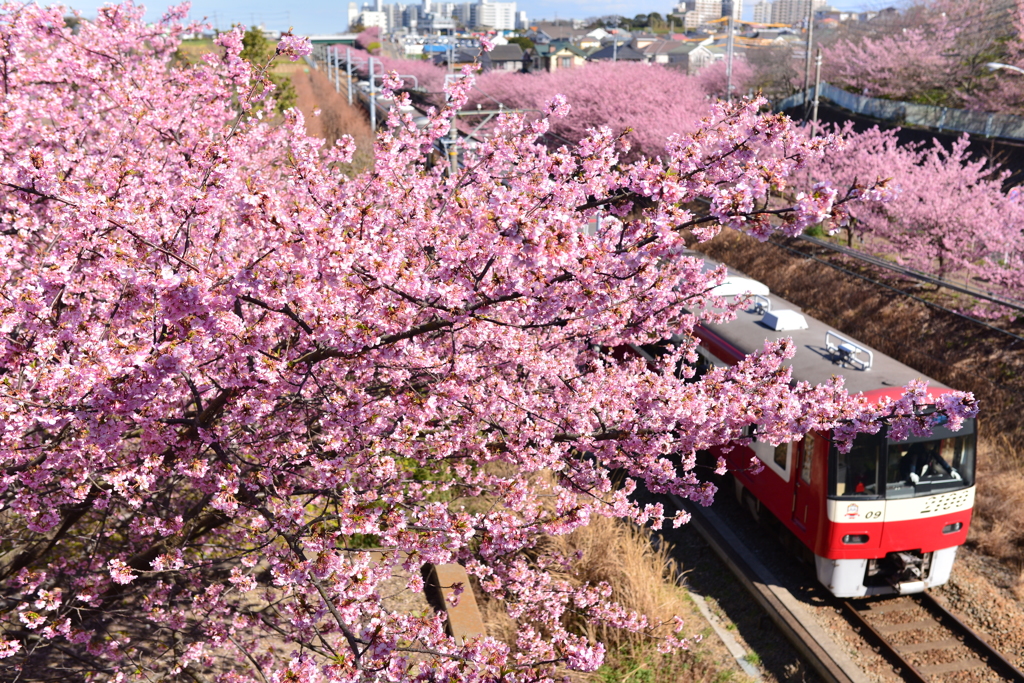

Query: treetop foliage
<box><xmin>0</xmin><ymin>3</ymin><xmax>976</xmax><ymax>682</ymax></box>
<box><xmin>239</xmin><ymin>24</ymin><xmax>297</xmax><ymax>113</ymax></box>
<box><xmin>822</xmin><ymin>0</ymin><xmax>1024</xmax><ymax>114</ymax></box>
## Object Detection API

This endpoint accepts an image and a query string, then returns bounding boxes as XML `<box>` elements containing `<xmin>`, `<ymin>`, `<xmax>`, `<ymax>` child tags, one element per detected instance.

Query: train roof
<box><xmin>690</xmin><ymin>255</ymin><xmax>950</xmax><ymax>398</ymax></box>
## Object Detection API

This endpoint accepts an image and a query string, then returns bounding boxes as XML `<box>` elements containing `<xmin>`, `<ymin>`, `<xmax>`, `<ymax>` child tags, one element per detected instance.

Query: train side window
<box><xmin>832</xmin><ymin>432</ymin><xmax>881</xmax><ymax>497</ymax></box>
<box><xmin>687</xmin><ymin>347</ymin><xmax>727</xmax><ymax>384</ymax></box>
<box><xmin>774</xmin><ymin>443</ymin><xmax>787</xmax><ymax>469</ymax></box>
<box><xmin>752</xmin><ymin>437</ymin><xmax>792</xmax><ymax>481</ymax></box>
<box><xmin>800</xmin><ymin>433</ymin><xmax>816</xmax><ymax>484</ymax></box>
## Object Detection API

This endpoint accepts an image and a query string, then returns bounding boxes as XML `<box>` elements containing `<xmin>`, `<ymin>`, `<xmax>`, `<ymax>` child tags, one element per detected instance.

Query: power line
<box><xmin>770</xmin><ymin>237</ymin><xmax>1024</xmax><ymax>346</ymax></box>
<box><xmin>798</xmin><ymin>235</ymin><xmax>1024</xmax><ymax>314</ymax></box>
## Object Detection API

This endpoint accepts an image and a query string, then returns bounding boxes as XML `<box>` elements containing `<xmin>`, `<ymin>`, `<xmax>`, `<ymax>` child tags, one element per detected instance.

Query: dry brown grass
<box><xmin>477</xmin><ymin>514</ymin><xmax>747</xmax><ymax>683</ymax></box>
<box><xmin>288</xmin><ymin>64</ymin><xmax>375</xmax><ymax>175</ymax></box>
<box><xmin>695</xmin><ymin>229</ymin><xmax>1024</xmax><ymax>569</ymax></box>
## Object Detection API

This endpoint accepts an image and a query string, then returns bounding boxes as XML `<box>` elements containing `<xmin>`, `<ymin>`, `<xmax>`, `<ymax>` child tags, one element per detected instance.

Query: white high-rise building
<box><xmin>723</xmin><ymin>0</ymin><xmax>742</xmax><ymax>21</ymax></box>
<box><xmin>771</xmin><ymin>0</ymin><xmax>825</xmax><ymax>25</ymax></box>
<box><xmin>674</xmin><ymin>0</ymin><xmax>723</xmax><ymax>27</ymax></box>
<box><xmin>452</xmin><ymin>2</ymin><xmax>474</xmax><ymax>26</ymax></box>
<box><xmin>475</xmin><ymin>1</ymin><xmax>516</xmax><ymax>30</ymax></box>
<box><xmin>348</xmin><ymin>2</ymin><xmax>359</xmax><ymax>30</ymax></box>
<box><xmin>359</xmin><ymin>10</ymin><xmax>388</xmax><ymax>30</ymax></box>
<box><xmin>752</xmin><ymin>0</ymin><xmax>772</xmax><ymax>23</ymax></box>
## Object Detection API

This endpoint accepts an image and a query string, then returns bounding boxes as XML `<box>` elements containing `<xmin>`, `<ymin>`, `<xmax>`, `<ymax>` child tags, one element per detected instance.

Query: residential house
<box><xmin>631</xmin><ymin>32</ymin><xmax>660</xmax><ymax>50</ymax></box>
<box><xmin>542</xmin><ymin>42</ymin><xmax>589</xmax><ymax>71</ymax></box>
<box><xmin>485</xmin><ymin>43</ymin><xmax>524</xmax><ymax>71</ymax></box>
<box><xmin>526</xmin><ymin>20</ymin><xmax>584</xmax><ymax>43</ymax></box>
<box><xmin>587</xmin><ymin>42</ymin><xmax>645</xmax><ymax>62</ymax></box>
<box><xmin>638</xmin><ymin>38</ymin><xmax>686</xmax><ymax>64</ymax></box>
<box><xmin>669</xmin><ymin>42</ymin><xmax>714</xmax><ymax>73</ymax></box>
<box><xmin>524</xmin><ymin>27</ymin><xmax>554</xmax><ymax>44</ymax></box>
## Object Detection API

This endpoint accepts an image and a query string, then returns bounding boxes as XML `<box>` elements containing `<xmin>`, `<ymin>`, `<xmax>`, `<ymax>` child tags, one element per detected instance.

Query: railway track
<box><xmin>672</xmin><ymin>494</ymin><xmax>1024</xmax><ymax>682</ymax></box>
<box><xmin>845</xmin><ymin>593</ymin><xmax>1024</xmax><ymax>682</ymax></box>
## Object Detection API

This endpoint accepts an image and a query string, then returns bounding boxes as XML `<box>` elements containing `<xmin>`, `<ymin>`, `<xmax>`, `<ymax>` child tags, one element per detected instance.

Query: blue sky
<box><xmin>65</xmin><ymin>0</ymin><xmax>879</xmax><ymax>36</ymax></box>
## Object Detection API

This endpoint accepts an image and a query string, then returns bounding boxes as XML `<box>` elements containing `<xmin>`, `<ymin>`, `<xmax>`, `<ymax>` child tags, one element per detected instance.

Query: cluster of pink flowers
<box><xmin>0</xmin><ymin>4</ymin><xmax>976</xmax><ymax>683</ymax></box>
<box><xmin>276</xmin><ymin>33</ymin><xmax>313</xmax><ymax>61</ymax></box>
<box><xmin>822</xmin><ymin>0</ymin><xmax>1024</xmax><ymax>115</ymax></box>
<box><xmin>804</xmin><ymin>123</ymin><xmax>1024</xmax><ymax>310</ymax></box>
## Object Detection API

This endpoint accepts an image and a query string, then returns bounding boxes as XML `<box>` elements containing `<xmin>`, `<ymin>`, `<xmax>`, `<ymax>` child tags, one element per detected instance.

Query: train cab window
<box><xmin>831</xmin><ymin>432</ymin><xmax>881</xmax><ymax>497</ymax></box>
<box><xmin>885</xmin><ymin>418</ymin><xmax>976</xmax><ymax>496</ymax></box>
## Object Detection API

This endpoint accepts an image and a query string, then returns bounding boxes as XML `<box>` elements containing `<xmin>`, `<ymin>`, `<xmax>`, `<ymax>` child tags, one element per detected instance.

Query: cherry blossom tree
<box><xmin>695</xmin><ymin>56</ymin><xmax>756</xmax><ymax>101</ymax></box>
<box><xmin>805</xmin><ymin>124</ymin><xmax>1024</xmax><ymax>301</ymax></box>
<box><xmin>822</xmin><ymin>0</ymin><xmax>1024</xmax><ymax>113</ymax></box>
<box><xmin>465</xmin><ymin>62</ymin><xmax>715</xmax><ymax>158</ymax></box>
<box><xmin>348</xmin><ymin>48</ymin><xmax>449</xmax><ymax>93</ymax></box>
<box><xmin>355</xmin><ymin>26</ymin><xmax>381</xmax><ymax>54</ymax></box>
<box><xmin>0</xmin><ymin>4</ymin><xmax>977</xmax><ymax>683</ymax></box>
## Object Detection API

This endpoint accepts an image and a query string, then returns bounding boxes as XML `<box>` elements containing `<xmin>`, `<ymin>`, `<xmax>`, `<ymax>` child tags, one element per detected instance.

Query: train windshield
<box><xmin>830</xmin><ymin>418</ymin><xmax>976</xmax><ymax>498</ymax></box>
<box><xmin>884</xmin><ymin>418</ymin><xmax>976</xmax><ymax>497</ymax></box>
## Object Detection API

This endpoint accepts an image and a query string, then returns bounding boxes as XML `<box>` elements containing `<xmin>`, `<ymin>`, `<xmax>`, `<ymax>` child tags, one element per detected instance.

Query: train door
<box><xmin>792</xmin><ymin>433</ymin><xmax>818</xmax><ymax>532</ymax></box>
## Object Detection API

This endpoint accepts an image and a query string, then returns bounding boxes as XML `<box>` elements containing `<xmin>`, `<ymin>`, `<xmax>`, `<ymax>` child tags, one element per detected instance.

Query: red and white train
<box><xmin>652</xmin><ymin>259</ymin><xmax>976</xmax><ymax>598</ymax></box>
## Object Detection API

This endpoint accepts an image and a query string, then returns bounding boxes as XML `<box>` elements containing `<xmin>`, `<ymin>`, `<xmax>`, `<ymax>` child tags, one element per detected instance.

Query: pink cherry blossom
<box><xmin>276</xmin><ymin>33</ymin><xmax>312</xmax><ymax>61</ymax></box>
<box><xmin>0</xmin><ymin>4</ymin><xmax>976</xmax><ymax>682</ymax></box>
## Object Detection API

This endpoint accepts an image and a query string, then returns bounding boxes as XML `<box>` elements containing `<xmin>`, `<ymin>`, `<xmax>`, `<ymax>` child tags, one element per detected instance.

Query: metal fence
<box><xmin>776</xmin><ymin>82</ymin><xmax>1024</xmax><ymax>140</ymax></box>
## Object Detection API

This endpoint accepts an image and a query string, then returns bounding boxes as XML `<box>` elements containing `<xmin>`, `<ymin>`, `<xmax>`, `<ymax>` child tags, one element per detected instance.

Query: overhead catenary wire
<box><xmin>767</xmin><ymin>237</ymin><xmax>1024</xmax><ymax>346</ymax></box>
<box><xmin>798</xmin><ymin>234</ymin><xmax>1024</xmax><ymax>314</ymax></box>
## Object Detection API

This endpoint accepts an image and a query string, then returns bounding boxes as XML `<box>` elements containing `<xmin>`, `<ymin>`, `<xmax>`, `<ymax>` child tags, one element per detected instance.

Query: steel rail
<box><xmin>765</xmin><ymin>238</ymin><xmax>1024</xmax><ymax>346</ymax></box>
<box><xmin>841</xmin><ymin>600</ymin><xmax>930</xmax><ymax>683</ymax></box>
<box><xmin>915</xmin><ymin>592</ymin><xmax>1024</xmax><ymax>682</ymax></box>
<box><xmin>672</xmin><ymin>486</ymin><xmax>1024</xmax><ymax>683</ymax></box>
<box><xmin>843</xmin><ymin>594</ymin><xmax>1024</xmax><ymax>682</ymax></box>
<box><xmin>670</xmin><ymin>496</ymin><xmax>865</xmax><ymax>683</ymax></box>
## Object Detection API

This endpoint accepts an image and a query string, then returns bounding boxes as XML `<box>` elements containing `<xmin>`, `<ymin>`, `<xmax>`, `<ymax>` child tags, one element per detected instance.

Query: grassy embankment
<box><xmin>177</xmin><ymin>38</ymin><xmax>375</xmax><ymax>174</ymax></box>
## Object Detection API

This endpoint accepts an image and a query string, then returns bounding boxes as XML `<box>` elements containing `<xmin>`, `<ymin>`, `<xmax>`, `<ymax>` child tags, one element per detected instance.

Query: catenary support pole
<box><xmin>811</xmin><ymin>48</ymin><xmax>822</xmax><ymax>127</ymax></box>
<box><xmin>725</xmin><ymin>15</ymin><xmax>735</xmax><ymax>103</ymax></box>
<box><xmin>347</xmin><ymin>48</ymin><xmax>353</xmax><ymax>105</ymax></box>
<box><xmin>803</xmin><ymin>0</ymin><xmax>815</xmax><ymax>120</ymax></box>
<box><xmin>369</xmin><ymin>56</ymin><xmax>376</xmax><ymax>131</ymax></box>
<box><xmin>334</xmin><ymin>48</ymin><xmax>340</xmax><ymax>91</ymax></box>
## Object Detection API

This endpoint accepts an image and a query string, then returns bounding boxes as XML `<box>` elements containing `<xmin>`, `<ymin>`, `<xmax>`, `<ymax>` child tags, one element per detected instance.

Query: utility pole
<box><xmin>802</xmin><ymin>0</ymin><xmax>815</xmax><ymax>120</ymax></box>
<box><xmin>347</xmin><ymin>48</ymin><xmax>353</xmax><ymax>105</ymax></box>
<box><xmin>613</xmin><ymin>31</ymin><xmax>617</xmax><ymax>62</ymax></box>
<box><xmin>811</xmin><ymin>48</ymin><xmax>822</xmax><ymax>127</ymax></box>
<box><xmin>369</xmin><ymin>56</ymin><xmax>376</xmax><ymax>131</ymax></box>
<box><xmin>725</xmin><ymin>15</ymin><xmax>735</xmax><ymax>103</ymax></box>
<box><xmin>448</xmin><ymin>116</ymin><xmax>458</xmax><ymax>177</ymax></box>
<box><xmin>327</xmin><ymin>47</ymin><xmax>334</xmax><ymax>90</ymax></box>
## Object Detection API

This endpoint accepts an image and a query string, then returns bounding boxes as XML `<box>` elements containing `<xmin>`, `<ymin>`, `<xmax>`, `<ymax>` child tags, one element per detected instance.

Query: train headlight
<box><xmin>842</xmin><ymin>534</ymin><xmax>869</xmax><ymax>544</ymax></box>
<box><xmin>942</xmin><ymin>522</ymin><xmax>963</xmax><ymax>534</ymax></box>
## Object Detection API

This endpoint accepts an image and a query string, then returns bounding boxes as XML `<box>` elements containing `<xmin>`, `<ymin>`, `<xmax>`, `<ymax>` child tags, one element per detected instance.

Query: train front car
<box><xmin>823</xmin><ymin>395</ymin><xmax>976</xmax><ymax>597</ymax></box>
<box><xmin>693</xmin><ymin>262</ymin><xmax>976</xmax><ymax>599</ymax></box>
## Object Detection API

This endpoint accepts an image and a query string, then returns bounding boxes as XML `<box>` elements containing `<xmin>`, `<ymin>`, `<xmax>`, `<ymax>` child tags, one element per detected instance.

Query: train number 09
<box><xmin>865</xmin><ymin>510</ymin><xmax>882</xmax><ymax>519</ymax></box>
